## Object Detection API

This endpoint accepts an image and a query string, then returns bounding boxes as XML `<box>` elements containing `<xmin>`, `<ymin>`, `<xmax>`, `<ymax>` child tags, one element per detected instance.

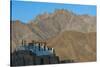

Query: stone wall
<box><xmin>11</xmin><ymin>50</ymin><xmax>59</xmax><ymax>66</ymax></box>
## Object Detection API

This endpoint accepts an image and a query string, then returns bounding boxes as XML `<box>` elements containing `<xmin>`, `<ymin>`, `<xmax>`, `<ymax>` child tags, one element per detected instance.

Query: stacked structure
<box><xmin>11</xmin><ymin>40</ymin><xmax>59</xmax><ymax>66</ymax></box>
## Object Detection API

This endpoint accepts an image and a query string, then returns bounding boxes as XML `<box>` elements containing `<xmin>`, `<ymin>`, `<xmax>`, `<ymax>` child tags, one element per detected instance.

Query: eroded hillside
<box><xmin>11</xmin><ymin>10</ymin><xmax>96</xmax><ymax>62</ymax></box>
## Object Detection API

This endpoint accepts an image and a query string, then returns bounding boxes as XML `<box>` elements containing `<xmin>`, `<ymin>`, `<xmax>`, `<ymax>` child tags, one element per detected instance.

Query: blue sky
<box><xmin>11</xmin><ymin>0</ymin><xmax>96</xmax><ymax>23</ymax></box>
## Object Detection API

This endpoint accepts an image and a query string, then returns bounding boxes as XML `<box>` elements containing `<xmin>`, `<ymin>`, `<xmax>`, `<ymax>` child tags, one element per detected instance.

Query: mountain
<box><xmin>47</xmin><ymin>31</ymin><xmax>96</xmax><ymax>62</ymax></box>
<box><xmin>11</xmin><ymin>9</ymin><xmax>96</xmax><ymax>62</ymax></box>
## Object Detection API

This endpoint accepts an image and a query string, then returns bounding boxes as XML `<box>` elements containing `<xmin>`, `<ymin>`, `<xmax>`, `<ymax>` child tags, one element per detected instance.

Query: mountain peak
<box><xmin>54</xmin><ymin>9</ymin><xmax>72</xmax><ymax>16</ymax></box>
<box><xmin>55</xmin><ymin>9</ymin><xmax>69</xmax><ymax>13</ymax></box>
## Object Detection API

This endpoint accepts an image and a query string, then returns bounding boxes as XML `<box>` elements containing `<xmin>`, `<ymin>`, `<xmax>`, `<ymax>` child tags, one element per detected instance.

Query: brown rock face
<box><xmin>11</xmin><ymin>10</ymin><xmax>96</xmax><ymax>62</ymax></box>
<box><xmin>47</xmin><ymin>31</ymin><xmax>96</xmax><ymax>62</ymax></box>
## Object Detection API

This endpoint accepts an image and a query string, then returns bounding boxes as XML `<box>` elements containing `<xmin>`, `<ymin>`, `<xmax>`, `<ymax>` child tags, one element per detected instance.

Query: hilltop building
<box><xmin>11</xmin><ymin>40</ymin><xmax>59</xmax><ymax>66</ymax></box>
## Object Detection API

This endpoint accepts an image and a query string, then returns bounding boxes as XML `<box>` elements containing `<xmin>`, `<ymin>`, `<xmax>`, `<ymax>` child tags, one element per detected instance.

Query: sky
<box><xmin>11</xmin><ymin>0</ymin><xmax>96</xmax><ymax>23</ymax></box>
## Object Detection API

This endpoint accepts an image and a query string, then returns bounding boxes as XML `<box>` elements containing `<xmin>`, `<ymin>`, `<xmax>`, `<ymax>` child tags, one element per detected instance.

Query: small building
<box><xmin>11</xmin><ymin>40</ymin><xmax>59</xmax><ymax>66</ymax></box>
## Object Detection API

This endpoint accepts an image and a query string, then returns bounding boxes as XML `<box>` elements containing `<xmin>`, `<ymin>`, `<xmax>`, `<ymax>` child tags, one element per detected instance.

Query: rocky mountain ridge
<box><xmin>11</xmin><ymin>9</ymin><xmax>96</xmax><ymax>62</ymax></box>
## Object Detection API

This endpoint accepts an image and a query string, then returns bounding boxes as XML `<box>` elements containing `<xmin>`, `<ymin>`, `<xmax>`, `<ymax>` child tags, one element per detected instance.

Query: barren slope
<box><xmin>47</xmin><ymin>31</ymin><xmax>96</xmax><ymax>62</ymax></box>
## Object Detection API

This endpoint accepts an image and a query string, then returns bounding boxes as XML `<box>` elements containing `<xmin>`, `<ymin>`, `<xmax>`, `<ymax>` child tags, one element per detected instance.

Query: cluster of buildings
<box><xmin>16</xmin><ymin>40</ymin><xmax>55</xmax><ymax>56</ymax></box>
<box><xmin>11</xmin><ymin>40</ymin><xmax>59</xmax><ymax>66</ymax></box>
